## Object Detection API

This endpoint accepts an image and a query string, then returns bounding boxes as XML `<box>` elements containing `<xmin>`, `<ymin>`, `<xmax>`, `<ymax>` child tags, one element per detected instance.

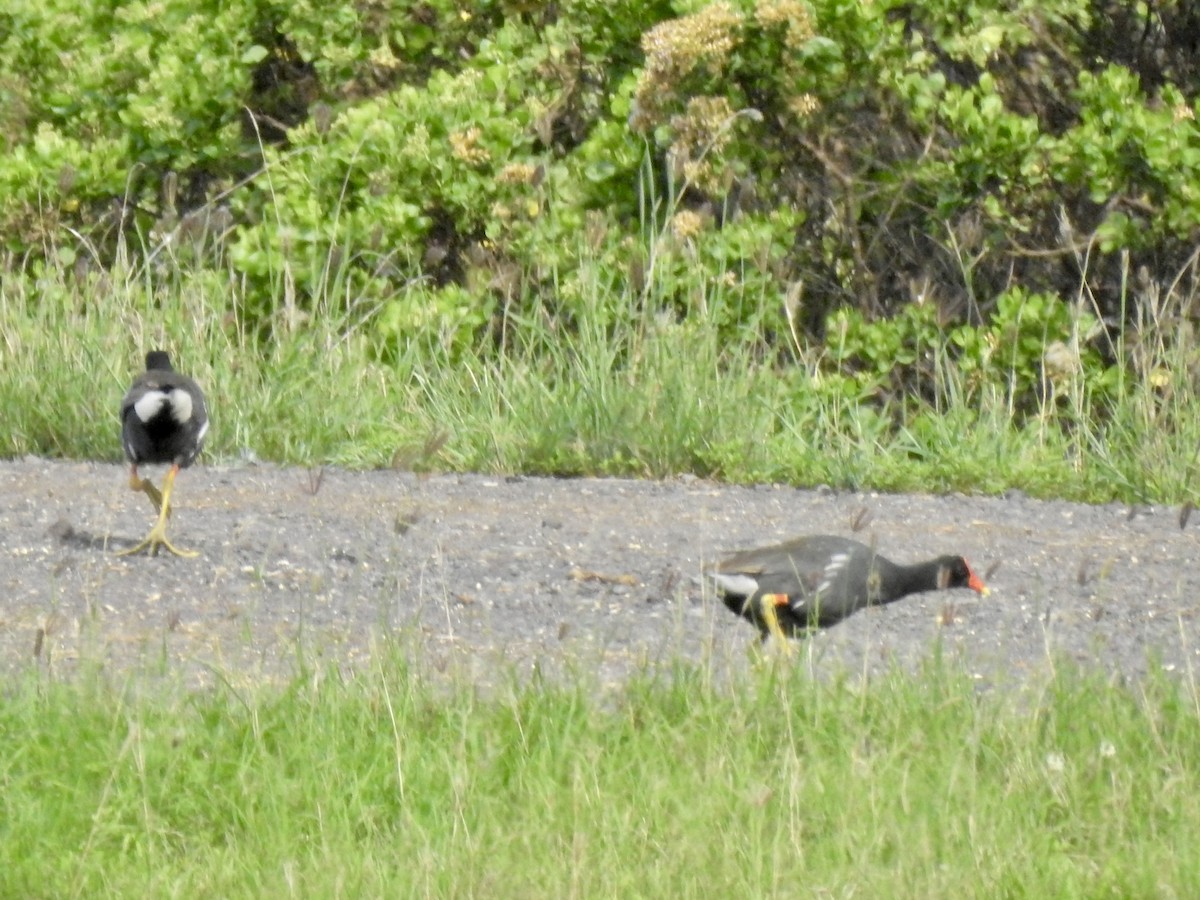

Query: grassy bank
<box><xmin>1</xmin><ymin>652</ymin><xmax>1198</xmax><ymax>897</ymax></box>
<box><xmin>3</xmin><ymin>250</ymin><xmax>1200</xmax><ymax>504</ymax></box>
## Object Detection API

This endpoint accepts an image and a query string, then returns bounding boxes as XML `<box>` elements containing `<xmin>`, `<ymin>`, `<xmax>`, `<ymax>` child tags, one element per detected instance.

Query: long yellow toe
<box><xmin>117</xmin><ymin>466</ymin><xmax>196</xmax><ymax>558</ymax></box>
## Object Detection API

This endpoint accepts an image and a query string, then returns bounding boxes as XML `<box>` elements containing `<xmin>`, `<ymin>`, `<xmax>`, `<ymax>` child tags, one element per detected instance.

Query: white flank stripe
<box><xmin>708</xmin><ymin>572</ymin><xmax>761</xmax><ymax>597</ymax></box>
<box><xmin>133</xmin><ymin>391</ymin><xmax>167</xmax><ymax>423</ymax></box>
<box><xmin>816</xmin><ymin>553</ymin><xmax>849</xmax><ymax>595</ymax></box>
<box><xmin>196</xmin><ymin>418</ymin><xmax>209</xmax><ymax>443</ymax></box>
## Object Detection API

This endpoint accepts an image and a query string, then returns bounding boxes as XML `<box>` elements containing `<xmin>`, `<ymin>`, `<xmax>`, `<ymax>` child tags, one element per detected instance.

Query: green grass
<box><xmin>3</xmin><ymin>244</ymin><xmax>1200</xmax><ymax>503</ymax></box>
<box><xmin>1</xmin><ymin>652</ymin><xmax>1198</xmax><ymax>897</ymax></box>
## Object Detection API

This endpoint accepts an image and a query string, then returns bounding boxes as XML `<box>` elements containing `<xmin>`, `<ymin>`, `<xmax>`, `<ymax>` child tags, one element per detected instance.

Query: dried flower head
<box><xmin>642</xmin><ymin>3</ymin><xmax>741</xmax><ymax>77</ymax></box>
<box><xmin>755</xmin><ymin>0</ymin><xmax>816</xmax><ymax>49</ymax></box>
<box><xmin>787</xmin><ymin>92</ymin><xmax>820</xmax><ymax>119</ymax></box>
<box><xmin>497</xmin><ymin>162</ymin><xmax>538</xmax><ymax>185</ymax></box>
<box><xmin>632</xmin><ymin>3</ymin><xmax>743</xmax><ymax>132</ymax></box>
<box><xmin>449</xmin><ymin>127</ymin><xmax>490</xmax><ymax>165</ymax></box>
<box><xmin>668</xmin><ymin>95</ymin><xmax>736</xmax><ymax>193</ymax></box>
<box><xmin>671</xmin><ymin>209</ymin><xmax>705</xmax><ymax>240</ymax></box>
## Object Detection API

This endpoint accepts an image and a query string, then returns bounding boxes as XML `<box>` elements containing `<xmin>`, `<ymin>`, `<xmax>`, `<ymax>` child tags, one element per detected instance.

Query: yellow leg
<box><xmin>117</xmin><ymin>465</ymin><xmax>198</xmax><ymax>558</ymax></box>
<box><xmin>760</xmin><ymin>594</ymin><xmax>793</xmax><ymax>655</ymax></box>
<box><xmin>128</xmin><ymin>466</ymin><xmax>165</xmax><ymax>513</ymax></box>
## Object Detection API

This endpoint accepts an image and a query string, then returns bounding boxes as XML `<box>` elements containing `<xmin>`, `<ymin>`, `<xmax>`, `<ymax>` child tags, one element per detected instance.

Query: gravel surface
<box><xmin>3</xmin><ymin>458</ymin><xmax>1199</xmax><ymax>691</ymax></box>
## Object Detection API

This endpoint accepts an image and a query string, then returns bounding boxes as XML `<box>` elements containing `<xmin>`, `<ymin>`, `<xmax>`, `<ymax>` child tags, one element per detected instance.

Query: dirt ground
<box><xmin>3</xmin><ymin>458</ymin><xmax>1199</xmax><ymax>692</ymax></box>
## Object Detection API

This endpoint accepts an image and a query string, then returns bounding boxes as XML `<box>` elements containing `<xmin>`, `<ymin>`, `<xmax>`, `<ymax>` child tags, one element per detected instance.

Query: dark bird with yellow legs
<box><xmin>118</xmin><ymin>351</ymin><xmax>208</xmax><ymax>558</ymax></box>
<box><xmin>709</xmin><ymin>535</ymin><xmax>989</xmax><ymax>645</ymax></box>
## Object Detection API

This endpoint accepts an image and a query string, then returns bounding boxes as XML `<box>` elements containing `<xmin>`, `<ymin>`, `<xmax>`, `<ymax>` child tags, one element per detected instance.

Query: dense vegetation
<box><xmin>3</xmin><ymin>0</ymin><xmax>1199</xmax><ymax>500</ymax></box>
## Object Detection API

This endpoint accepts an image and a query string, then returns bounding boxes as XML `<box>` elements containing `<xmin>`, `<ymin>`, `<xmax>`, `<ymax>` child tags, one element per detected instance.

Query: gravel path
<box><xmin>3</xmin><ymin>459</ymin><xmax>1199</xmax><ymax>691</ymax></box>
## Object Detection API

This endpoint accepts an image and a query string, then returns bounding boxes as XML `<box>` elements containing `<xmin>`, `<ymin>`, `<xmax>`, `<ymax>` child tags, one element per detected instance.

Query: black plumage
<box><xmin>118</xmin><ymin>350</ymin><xmax>208</xmax><ymax>557</ymax></box>
<box><xmin>708</xmin><ymin>535</ymin><xmax>988</xmax><ymax>642</ymax></box>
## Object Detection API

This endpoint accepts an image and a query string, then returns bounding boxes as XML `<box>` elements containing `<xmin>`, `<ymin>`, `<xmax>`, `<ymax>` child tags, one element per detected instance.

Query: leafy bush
<box><xmin>2</xmin><ymin>0</ymin><xmax>1198</xmax><ymax>411</ymax></box>
<box><xmin>827</xmin><ymin>287</ymin><xmax>1119</xmax><ymax>415</ymax></box>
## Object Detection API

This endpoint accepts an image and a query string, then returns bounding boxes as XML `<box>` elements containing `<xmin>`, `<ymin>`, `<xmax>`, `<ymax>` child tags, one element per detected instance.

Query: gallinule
<box><xmin>708</xmin><ymin>535</ymin><xmax>989</xmax><ymax>642</ymax></box>
<box><xmin>117</xmin><ymin>351</ymin><xmax>208</xmax><ymax>558</ymax></box>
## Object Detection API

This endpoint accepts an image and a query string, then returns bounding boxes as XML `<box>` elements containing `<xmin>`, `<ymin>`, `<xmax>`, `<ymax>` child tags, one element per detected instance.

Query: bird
<box><xmin>117</xmin><ymin>350</ymin><xmax>208</xmax><ymax>558</ymax></box>
<box><xmin>707</xmin><ymin>535</ymin><xmax>989</xmax><ymax>643</ymax></box>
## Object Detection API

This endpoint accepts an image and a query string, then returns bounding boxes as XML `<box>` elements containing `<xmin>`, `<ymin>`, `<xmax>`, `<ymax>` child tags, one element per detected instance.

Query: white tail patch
<box><xmin>707</xmin><ymin>572</ymin><xmax>760</xmax><ymax>598</ymax></box>
<box><xmin>133</xmin><ymin>391</ymin><xmax>167</xmax><ymax>423</ymax></box>
<box><xmin>169</xmin><ymin>390</ymin><xmax>194</xmax><ymax>425</ymax></box>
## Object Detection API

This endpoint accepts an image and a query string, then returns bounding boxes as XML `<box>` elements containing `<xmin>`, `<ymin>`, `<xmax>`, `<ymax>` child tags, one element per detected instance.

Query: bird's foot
<box><xmin>116</xmin><ymin>511</ymin><xmax>197</xmax><ymax>559</ymax></box>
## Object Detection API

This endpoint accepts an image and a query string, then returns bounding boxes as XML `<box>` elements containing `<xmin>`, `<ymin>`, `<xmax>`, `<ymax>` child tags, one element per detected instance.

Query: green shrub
<box><xmin>827</xmin><ymin>287</ymin><xmax>1120</xmax><ymax>415</ymax></box>
<box><xmin>2</xmin><ymin>0</ymin><xmax>1198</xmax><ymax>397</ymax></box>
